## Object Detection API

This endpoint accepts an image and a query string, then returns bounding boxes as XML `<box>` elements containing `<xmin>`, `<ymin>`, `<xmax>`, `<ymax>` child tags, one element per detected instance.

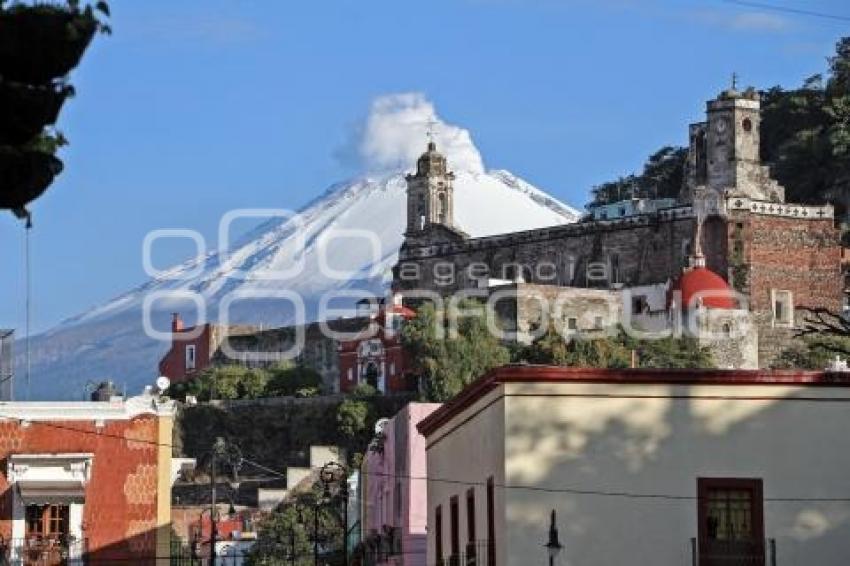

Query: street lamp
<box><xmin>544</xmin><ymin>509</ymin><xmax>562</xmax><ymax>566</ymax></box>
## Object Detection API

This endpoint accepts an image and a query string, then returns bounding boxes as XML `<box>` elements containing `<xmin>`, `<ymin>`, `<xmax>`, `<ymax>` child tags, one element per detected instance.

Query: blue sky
<box><xmin>0</xmin><ymin>0</ymin><xmax>847</xmax><ymax>333</ymax></box>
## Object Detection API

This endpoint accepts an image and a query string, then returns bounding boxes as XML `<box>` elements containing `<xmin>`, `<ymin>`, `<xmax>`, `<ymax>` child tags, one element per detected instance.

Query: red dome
<box><xmin>668</xmin><ymin>267</ymin><xmax>736</xmax><ymax>310</ymax></box>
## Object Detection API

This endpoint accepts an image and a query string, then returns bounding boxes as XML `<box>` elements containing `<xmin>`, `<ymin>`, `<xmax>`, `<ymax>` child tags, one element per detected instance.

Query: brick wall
<box><xmin>0</xmin><ymin>415</ymin><xmax>163</xmax><ymax>564</ymax></box>
<box><xmin>159</xmin><ymin>325</ymin><xmax>213</xmax><ymax>383</ymax></box>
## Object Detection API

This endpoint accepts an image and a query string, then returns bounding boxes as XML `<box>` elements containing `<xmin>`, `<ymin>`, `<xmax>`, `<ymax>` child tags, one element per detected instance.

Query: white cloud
<box><xmin>355</xmin><ymin>93</ymin><xmax>485</xmax><ymax>174</ymax></box>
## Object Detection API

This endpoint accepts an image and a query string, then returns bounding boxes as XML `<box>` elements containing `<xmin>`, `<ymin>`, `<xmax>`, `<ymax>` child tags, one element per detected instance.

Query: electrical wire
<box><xmin>23</xmin><ymin>217</ymin><xmax>32</xmax><ymax>401</ymax></box>
<box><xmin>721</xmin><ymin>0</ymin><xmax>850</xmax><ymax>23</ymax></box>
<box><xmin>2</xmin><ymin>403</ymin><xmax>850</xmax><ymax>503</ymax></box>
<box><xmin>3</xmin><ymin>412</ymin><xmax>850</xmax><ymax>503</ymax></box>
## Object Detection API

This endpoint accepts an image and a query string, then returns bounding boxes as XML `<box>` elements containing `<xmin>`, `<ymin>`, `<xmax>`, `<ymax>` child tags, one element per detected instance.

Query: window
<box><xmin>435</xmin><ymin>505</ymin><xmax>443</xmax><ymax>564</ymax></box>
<box><xmin>486</xmin><ymin>477</ymin><xmax>496</xmax><ymax>566</ymax></box>
<box><xmin>466</xmin><ymin>488</ymin><xmax>476</xmax><ymax>547</ymax></box>
<box><xmin>185</xmin><ymin>344</ymin><xmax>196</xmax><ymax>370</ymax></box>
<box><xmin>347</xmin><ymin>368</ymin><xmax>353</xmax><ymax>382</ymax></box>
<box><xmin>567</xmin><ymin>318</ymin><xmax>577</xmax><ymax>331</ymax></box>
<box><xmin>450</xmin><ymin>496</ymin><xmax>460</xmax><ymax>560</ymax></box>
<box><xmin>594</xmin><ymin>316</ymin><xmax>604</xmax><ymax>329</ymax></box>
<box><xmin>390</xmin><ymin>362</ymin><xmax>396</xmax><ymax>377</ymax></box>
<box><xmin>632</xmin><ymin>296</ymin><xmax>646</xmax><ymax>315</ymax></box>
<box><xmin>698</xmin><ymin>478</ymin><xmax>764</xmax><ymax>565</ymax></box>
<box><xmin>26</xmin><ymin>504</ymin><xmax>70</xmax><ymax>538</ymax></box>
<box><xmin>772</xmin><ymin>290</ymin><xmax>793</xmax><ymax>326</ymax></box>
<box><xmin>742</xmin><ymin>118</ymin><xmax>753</xmax><ymax>132</ymax></box>
<box><xmin>610</xmin><ymin>254</ymin><xmax>620</xmax><ymax>284</ymax></box>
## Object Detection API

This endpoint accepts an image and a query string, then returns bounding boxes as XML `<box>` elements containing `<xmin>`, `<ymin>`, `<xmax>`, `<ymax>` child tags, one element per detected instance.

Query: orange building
<box><xmin>0</xmin><ymin>391</ymin><xmax>175</xmax><ymax>565</ymax></box>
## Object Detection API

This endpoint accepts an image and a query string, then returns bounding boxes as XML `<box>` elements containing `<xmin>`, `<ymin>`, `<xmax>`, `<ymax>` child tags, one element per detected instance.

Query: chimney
<box><xmin>171</xmin><ymin>313</ymin><xmax>184</xmax><ymax>333</ymax></box>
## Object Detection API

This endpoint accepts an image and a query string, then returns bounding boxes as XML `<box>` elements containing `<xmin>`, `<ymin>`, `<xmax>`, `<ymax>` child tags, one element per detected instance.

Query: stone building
<box><xmin>393</xmin><ymin>86</ymin><xmax>844</xmax><ymax>367</ymax></box>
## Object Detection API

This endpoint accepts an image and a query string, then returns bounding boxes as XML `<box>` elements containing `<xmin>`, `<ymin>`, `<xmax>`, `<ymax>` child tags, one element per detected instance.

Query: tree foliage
<box><xmin>402</xmin><ymin>301</ymin><xmax>511</xmax><ymax>402</ymax></box>
<box><xmin>248</xmin><ymin>490</ymin><xmax>347</xmax><ymax>566</ymax></box>
<box><xmin>518</xmin><ymin>325</ymin><xmax>715</xmax><ymax>369</ymax></box>
<box><xmin>588</xmin><ymin>146</ymin><xmax>687</xmax><ymax>208</ymax></box>
<box><xmin>167</xmin><ymin>362</ymin><xmax>323</xmax><ymax>402</ymax></box>
<box><xmin>774</xmin><ymin>335</ymin><xmax>850</xmax><ymax>369</ymax></box>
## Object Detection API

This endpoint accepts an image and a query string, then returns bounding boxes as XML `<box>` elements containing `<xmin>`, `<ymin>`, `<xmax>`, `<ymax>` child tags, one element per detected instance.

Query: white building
<box><xmin>417</xmin><ymin>364</ymin><xmax>850</xmax><ymax>565</ymax></box>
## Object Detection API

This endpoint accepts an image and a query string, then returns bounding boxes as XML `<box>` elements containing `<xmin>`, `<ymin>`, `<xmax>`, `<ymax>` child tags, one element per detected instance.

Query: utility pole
<box><xmin>208</xmin><ymin>437</ymin><xmax>240</xmax><ymax>566</ymax></box>
<box><xmin>210</xmin><ymin>439</ymin><xmax>219</xmax><ymax>566</ymax></box>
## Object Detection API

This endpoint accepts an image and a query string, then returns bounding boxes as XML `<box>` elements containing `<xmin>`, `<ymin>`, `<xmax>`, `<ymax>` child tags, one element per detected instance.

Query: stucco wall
<box><xmin>425</xmin><ymin>389</ymin><xmax>506</xmax><ymax>566</ymax></box>
<box><xmin>0</xmin><ymin>413</ymin><xmax>170</xmax><ymax>564</ymax></box>
<box><xmin>497</xmin><ymin>381</ymin><xmax>850</xmax><ymax>565</ymax></box>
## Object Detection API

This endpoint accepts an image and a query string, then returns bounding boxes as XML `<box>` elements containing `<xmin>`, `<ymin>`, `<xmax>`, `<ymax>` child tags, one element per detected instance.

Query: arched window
<box><xmin>437</xmin><ymin>192</ymin><xmax>447</xmax><ymax>224</ymax></box>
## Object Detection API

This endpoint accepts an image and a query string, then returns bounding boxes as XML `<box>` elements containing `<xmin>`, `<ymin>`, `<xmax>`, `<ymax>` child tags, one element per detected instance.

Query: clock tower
<box><xmin>685</xmin><ymin>81</ymin><xmax>784</xmax><ymax>203</ymax></box>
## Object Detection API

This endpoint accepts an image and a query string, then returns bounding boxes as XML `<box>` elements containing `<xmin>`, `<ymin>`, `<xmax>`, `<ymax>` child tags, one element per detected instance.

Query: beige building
<box><xmin>417</xmin><ymin>365</ymin><xmax>850</xmax><ymax>565</ymax></box>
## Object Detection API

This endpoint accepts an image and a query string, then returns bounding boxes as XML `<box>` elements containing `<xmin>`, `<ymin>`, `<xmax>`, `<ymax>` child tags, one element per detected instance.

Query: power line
<box><xmin>721</xmin><ymin>0</ymin><xmax>850</xmax><ymax>23</ymax></box>
<box><xmin>5</xmin><ymin>411</ymin><xmax>850</xmax><ymax>504</ymax></box>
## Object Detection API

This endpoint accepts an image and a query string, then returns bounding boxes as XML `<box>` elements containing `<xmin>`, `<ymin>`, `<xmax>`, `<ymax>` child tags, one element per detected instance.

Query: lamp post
<box><xmin>544</xmin><ymin>510</ymin><xmax>562</xmax><ymax>566</ymax></box>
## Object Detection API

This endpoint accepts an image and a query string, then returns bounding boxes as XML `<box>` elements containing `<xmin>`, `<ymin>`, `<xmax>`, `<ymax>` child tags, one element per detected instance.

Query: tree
<box><xmin>518</xmin><ymin>326</ymin><xmax>715</xmax><ymax>369</ymax></box>
<box><xmin>266</xmin><ymin>362</ymin><xmax>323</xmax><ymax>397</ymax></box>
<box><xmin>795</xmin><ymin>307</ymin><xmax>850</xmax><ymax>357</ymax></box>
<box><xmin>402</xmin><ymin>300</ymin><xmax>511</xmax><ymax>402</ymax></box>
<box><xmin>0</xmin><ymin>1</ymin><xmax>110</xmax><ymax>220</ymax></box>
<box><xmin>586</xmin><ymin>147</ymin><xmax>687</xmax><ymax>209</ymax></box>
<box><xmin>774</xmin><ymin>335</ymin><xmax>850</xmax><ymax>369</ymax></box>
<box><xmin>335</xmin><ymin>398</ymin><xmax>370</xmax><ymax>441</ymax></box>
<box><xmin>248</xmin><ymin>490</ymin><xmax>346</xmax><ymax>566</ymax></box>
<box><xmin>168</xmin><ymin>365</ymin><xmax>270</xmax><ymax>401</ymax></box>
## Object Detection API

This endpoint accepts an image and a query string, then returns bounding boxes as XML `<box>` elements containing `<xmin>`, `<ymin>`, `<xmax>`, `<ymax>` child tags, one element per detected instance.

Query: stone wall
<box><xmin>395</xmin><ymin>214</ymin><xmax>697</xmax><ymax>296</ymax></box>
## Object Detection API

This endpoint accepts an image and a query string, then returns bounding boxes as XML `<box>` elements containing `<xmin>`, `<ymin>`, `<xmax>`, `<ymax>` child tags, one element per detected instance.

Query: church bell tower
<box><xmin>685</xmin><ymin>78</ymin><xmax>784</xmax><ymax>203</ymax></box>
<box><xmin>405</xmin><ymin>141</ymin><xmax>456</xmax><ymax>236</ymax></box>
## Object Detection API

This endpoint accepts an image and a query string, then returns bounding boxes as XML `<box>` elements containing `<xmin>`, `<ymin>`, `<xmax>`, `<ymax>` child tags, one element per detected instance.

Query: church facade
<box><xmin>393</xmin><ymin>87</ymin><xmax>844</xmax><ymax>368</ymax></box>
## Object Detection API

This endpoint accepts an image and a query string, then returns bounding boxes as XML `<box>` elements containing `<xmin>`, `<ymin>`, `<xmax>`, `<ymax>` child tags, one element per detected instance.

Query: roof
<box><xmin>668</xmin><ymin>266</ymin><xmax>737</xmax><ymax>309</ymax></box>
<box><xmin>416</xmin><ymin>364</ymin><xmax>850</xmax><ymax>437</ymax></box>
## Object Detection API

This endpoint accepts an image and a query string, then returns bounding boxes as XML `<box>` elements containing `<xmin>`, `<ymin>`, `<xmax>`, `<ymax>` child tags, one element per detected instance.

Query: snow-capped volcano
<box><xmin>20</xmin><ymin>94</ymin><xmax>580</xmax><ymax>399</ymax></box>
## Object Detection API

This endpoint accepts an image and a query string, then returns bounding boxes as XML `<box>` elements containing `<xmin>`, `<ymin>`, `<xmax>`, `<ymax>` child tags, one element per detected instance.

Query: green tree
<box><xmin>775</xmin><ymin>336</ymin><xmax>850</xmax><ymax>369</ymax></box>
<box><xmin>402</xmin><ymin>300</ymin><xmax>511</xmax><ymax>402</ymax></box>
<box><xmin>518</xmin><ymin>326</ymin><xmax>715</xmax><ymax>369</ymax></box>
<box><xmin>265</xmin><ymin>361</ymin><xmax>323</xmax><ymax>397</ymax></box>
<box><xmin>168</xmin><ymin>365</ymin><xmax>270</xmax><ymax>401</ymax></box>
<box><xmin>335</xmin><ymin>399</ymin><xmax>370</xmax><ymax>440</ymax></box>
<box><xmin>248</xmin><ymin>491</ymin><xmax>346</xmax><ymax>566</ymax></box>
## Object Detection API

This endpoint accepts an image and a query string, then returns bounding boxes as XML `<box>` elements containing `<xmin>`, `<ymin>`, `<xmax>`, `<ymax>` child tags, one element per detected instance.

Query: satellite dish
<box><xmin>155</xmin><ymin>376</ymin><xmax>171</xmax><ymax>393</ymax></box>
<box><xmin>374</xmin><ymin>417</ymin><xmax>390</xmax><ymax>436</ymax></box>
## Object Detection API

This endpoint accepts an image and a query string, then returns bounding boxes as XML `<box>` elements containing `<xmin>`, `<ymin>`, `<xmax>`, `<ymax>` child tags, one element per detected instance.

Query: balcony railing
<box><xmin>1</xmin><ymin>536</ymin><xmax>88</xmax><ymax>565</ymax></box>
<box><xmin>436</xmin><ymin>540</ymin><xmax>494</xmax><ymax>566</ymax></box>
<box><xmin>690</xmin><ymin>538</ymin><xmax>777</xmax><ymax>566</ymax></box>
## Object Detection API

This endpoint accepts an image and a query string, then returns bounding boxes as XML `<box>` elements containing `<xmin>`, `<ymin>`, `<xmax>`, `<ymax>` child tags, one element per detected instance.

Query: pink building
<box><xmin>360</xmin><ymin>403</ymin><xmax>440</xmax><ymax>565</ymax></box>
